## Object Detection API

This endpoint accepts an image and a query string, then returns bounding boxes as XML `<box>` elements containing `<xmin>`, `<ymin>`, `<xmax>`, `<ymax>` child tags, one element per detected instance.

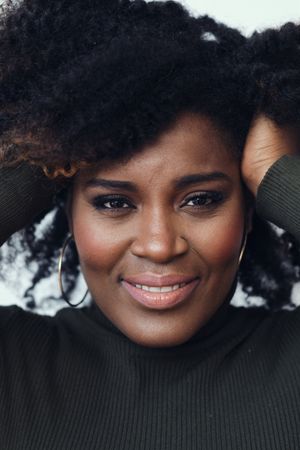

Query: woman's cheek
<box><xmin>72</xmin><ymin>210</ymin><xmax>130</xmax><ymax>274</ymax></box>
<box><xmin>192</xmin><ymin>212</ymin><xmax>244</xmax><ymax>269</ymax></box>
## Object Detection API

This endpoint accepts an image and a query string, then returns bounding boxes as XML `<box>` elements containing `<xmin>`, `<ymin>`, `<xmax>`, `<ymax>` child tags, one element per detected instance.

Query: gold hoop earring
<box><xmin>238</xmin><ymin>227</ymin><xmax>248</xmax><ymax>266</ymax></box>
<box><xmin>58</xmin><ymin>234</ymin><xmax>89</xmax><ymax>307</ymax></box>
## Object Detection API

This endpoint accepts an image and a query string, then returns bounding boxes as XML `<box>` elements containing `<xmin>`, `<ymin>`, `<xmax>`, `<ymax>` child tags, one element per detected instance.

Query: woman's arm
<box><xmin>0</xmin><ymin>163</ymin><xmax>58</xmax><ymax>247</ymax></box>
<box><xmin>242</xmin><ymin>114</ymin><xmax>300</xmax><ymax>242</ymax></box>
<box><xmin>256</xmin><ymin>155</ymin><xmax>300</xmax><ymax>242</ymax></box>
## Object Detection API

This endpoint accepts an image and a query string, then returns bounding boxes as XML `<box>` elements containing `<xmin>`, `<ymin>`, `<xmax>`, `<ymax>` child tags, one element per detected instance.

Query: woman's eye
<box><xmin>91</xmin><ymin>192</ymin><xmax>224</xmax><ymax>213</ymax></box>
<box><xmin>91</xmin><ymin>195</ymin><xmax>133</xmax><ymax>212</ymax></box>
<box><xmin>184</xmin><ymin>192</ymin><xmax>224</xmax><ymax>208</ymax></box>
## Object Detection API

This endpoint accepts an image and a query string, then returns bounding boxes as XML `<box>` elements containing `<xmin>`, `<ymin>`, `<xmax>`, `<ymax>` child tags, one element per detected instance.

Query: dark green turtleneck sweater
<box><xmin>1</xmin><ymin>155</ymin><xmax>300</xmax><ymax>450</ymax></box>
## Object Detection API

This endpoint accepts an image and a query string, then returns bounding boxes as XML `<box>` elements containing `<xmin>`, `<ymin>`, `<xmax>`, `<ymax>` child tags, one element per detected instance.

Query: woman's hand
<box><xmin>241</xmin><ymin>114</ymin><xmax>298</xmax><ymax>197</ymax></box>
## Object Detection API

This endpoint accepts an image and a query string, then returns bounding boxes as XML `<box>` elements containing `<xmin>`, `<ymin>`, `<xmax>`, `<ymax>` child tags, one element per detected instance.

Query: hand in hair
<box><xmin>241</xmin><ymin>114</ymin><xmax>299</xmax><ymax>196</ymax></box>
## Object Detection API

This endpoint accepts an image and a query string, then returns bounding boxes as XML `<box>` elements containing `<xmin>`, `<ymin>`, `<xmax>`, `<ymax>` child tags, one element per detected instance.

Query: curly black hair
<box><xmin>0</xmin><ymin>0</ymin><xmax>299</xmax><ymax>311</ymax></box>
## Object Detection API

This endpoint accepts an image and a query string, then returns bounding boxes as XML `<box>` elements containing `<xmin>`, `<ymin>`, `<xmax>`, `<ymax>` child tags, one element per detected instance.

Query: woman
<box><xmin>0</xmin><ymin>0</ymin><xmax>300</xmax><ymax>448</ymax></box>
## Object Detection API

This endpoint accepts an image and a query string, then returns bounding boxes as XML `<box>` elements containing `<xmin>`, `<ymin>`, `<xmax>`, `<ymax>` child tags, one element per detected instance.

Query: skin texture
<box><xmin>67</xmin><ymin>112</ymin><xmax>253</xmax><ymax>348</ymax></box>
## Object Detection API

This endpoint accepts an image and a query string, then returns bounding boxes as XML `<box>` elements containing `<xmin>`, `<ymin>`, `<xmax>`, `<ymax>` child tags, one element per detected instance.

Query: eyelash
<box><xmin>91</xmin><ymin>192</ymin><xmax>224</xmax><ymax>213</ymax></box>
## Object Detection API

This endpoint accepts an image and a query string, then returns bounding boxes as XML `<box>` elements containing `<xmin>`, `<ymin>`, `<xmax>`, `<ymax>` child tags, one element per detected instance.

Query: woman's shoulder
<box><xmin>230</xmin><ymin>303</ymin><xmax>300</xmax><ymax>361</ymax></box>
<box><xmin>0</xmin><ymin>304</ymin><xmax>97</xmax><ymax>373</ymax></box>
<box><xmin>0</xmin><ymin>303</ymin><xmax>102</xmax><ymax>346</ymax></box>
<box><xmin>232</xmin><ymin>303</ymin><xmax>300</xmax><ymax>332</ymax></box>
<box><xmin>0</xmin><ymin>304</ymin><xmax>58</xmax><ymax>348</ymax></box>
<box><xmin>0</xmin><ymin>304</ymin><xmax>52</xmax><ymax>329</ymax></box>
<box><xmin>269</xmin><ymin>304</ymin><xmax>300</xmax><ymax>339</ymax></box>
<box><xmin>0</xmin><ymin>303</ymin><xmax>89</xmax><ymax>350</ymax></box>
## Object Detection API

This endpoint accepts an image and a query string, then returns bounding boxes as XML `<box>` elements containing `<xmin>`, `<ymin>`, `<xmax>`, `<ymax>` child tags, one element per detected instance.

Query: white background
<box><xmin>181</xmin><ymin>0</ymin><xmax>300</xmax><ymax>35</ymax></box>
<box><xmin>1</xmin><ymin>0</ymin><xmax>300</xmax><ymax>313</ymax></box>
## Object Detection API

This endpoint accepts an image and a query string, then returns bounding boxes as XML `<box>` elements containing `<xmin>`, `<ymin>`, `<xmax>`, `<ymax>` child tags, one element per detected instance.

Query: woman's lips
<box><xmin>121</xmin><ymin>278</ymin><xmax>200</xmax><ymax>310</ymax></box>
<box><xmin>123</xmin><ymin>273</ymin><xmax>197</xmax><ymax>286</ymax></box>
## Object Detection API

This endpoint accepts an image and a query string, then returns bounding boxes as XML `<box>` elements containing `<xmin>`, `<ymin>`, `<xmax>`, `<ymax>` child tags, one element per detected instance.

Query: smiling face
<box><xmin>68</xmin><ymin>112</ymin><xmax>252</xmax><ymax>348</ymax></box>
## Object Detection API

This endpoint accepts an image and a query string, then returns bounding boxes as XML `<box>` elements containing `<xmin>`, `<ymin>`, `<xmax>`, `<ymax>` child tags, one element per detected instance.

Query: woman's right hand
<box><xmin>241</xmin><ymin>114</ymin><xmax>299</xmax><ymax>197</ymax></box>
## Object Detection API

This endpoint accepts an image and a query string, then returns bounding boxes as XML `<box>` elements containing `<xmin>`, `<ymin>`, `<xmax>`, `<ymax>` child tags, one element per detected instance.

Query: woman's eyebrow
<box><xmin>83</xmin><ymin>171</ymin><xmax>231</xmax><ymax>191</ymax></box>
<box><xmin>174</xmin><ymin>172</ymin><xmax>231</xmax><ymax>189</ymax></box>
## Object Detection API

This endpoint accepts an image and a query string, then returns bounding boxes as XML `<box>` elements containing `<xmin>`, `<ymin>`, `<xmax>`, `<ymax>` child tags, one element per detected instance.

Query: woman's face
<box><xmin>68</xmin><ymin>112</ymin><xmax>252</xmax><ymax>348</ymax></box>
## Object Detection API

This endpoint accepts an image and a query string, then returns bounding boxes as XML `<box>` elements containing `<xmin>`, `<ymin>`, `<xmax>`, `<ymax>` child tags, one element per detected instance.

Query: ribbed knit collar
<box><xmin>80</xmin><ymin>276</ymin><xmax>244</xmax><ymax>358</ymax></box>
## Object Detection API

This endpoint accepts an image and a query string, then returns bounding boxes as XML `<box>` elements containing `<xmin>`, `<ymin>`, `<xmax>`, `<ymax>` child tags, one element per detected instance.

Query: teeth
<box><xmin>134</xmin><ymin>282</ymin><xmax>187</xmax><ymax>292</ymax></box>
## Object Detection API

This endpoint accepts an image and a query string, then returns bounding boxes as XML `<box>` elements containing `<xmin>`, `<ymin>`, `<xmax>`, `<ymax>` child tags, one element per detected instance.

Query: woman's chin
<box><xmin>117</xmin><ymin>317</ymin><xmax>204</xmax><ymax>349</ymax></box>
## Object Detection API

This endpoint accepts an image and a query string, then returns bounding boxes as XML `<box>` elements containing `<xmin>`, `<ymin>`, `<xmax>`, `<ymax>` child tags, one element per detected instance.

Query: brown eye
<box><xmin>184</xmin><ymin>192</ymin><xmax>224</xmax><ymax>208</ymax></box>
<box><xmin>92</xmin><ymin>195</ymin><xmax>133</xmax><ymax>211</ymax></box>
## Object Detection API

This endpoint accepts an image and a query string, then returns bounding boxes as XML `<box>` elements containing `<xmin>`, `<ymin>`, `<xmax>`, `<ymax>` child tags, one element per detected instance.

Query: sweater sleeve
<box><xmin>0</xmin><ymin>163</ymin><xmax>59</xmax><ymax>247</ymax></box>
<box><xmin>256</xmin><ymin>154</ymin><xmax>300</xmax><ymax>242</ymax></box>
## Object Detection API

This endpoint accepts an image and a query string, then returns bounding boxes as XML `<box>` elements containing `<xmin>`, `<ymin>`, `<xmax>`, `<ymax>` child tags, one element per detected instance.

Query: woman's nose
<box><xmin>130</xmin><ymin>208</ymin><xmax>189</xmax><ymax>263</ymax></box>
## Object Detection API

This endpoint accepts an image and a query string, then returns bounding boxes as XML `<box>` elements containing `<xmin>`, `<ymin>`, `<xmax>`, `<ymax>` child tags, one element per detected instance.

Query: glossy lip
<box><xmin>121</xmin><ymin>278</ymin><xmax>200</xmax><ymax>310</ymax></box>
<box><xmin>122</xmin><ymin>273</ymin><xmax>199</xmax><ymax>287</ymax></box>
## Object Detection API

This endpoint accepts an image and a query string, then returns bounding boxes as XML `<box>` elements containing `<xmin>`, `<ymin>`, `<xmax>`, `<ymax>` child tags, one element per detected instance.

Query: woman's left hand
<box><xmin>241</xmin><ymin>114</ymin><xmax>298</xmax><ymax>197</ymax></box>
